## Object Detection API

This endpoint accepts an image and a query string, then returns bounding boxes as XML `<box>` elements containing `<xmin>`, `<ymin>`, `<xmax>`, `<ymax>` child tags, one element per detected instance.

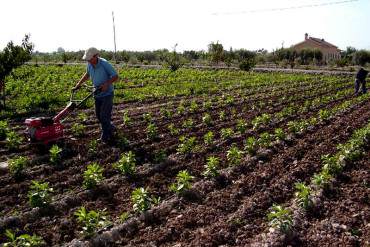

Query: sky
<box><xmin>1</xmin><ymin>0</ymin><xmax>369</xmax><ymax>53</ymax></box>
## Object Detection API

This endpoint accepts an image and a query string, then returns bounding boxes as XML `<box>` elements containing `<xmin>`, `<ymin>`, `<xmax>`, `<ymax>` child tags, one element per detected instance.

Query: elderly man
<box><xmin>73</xmin><ymin>47</ymin><xmax>119</xmax><ymax>143</ymax></box>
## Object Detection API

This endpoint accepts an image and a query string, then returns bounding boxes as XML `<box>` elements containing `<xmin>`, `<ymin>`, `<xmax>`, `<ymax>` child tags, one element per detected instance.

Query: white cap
<box><xmin>82</xmin><ymin>47</ymin><xmax>99</xmax><ymax>60</ymax></box>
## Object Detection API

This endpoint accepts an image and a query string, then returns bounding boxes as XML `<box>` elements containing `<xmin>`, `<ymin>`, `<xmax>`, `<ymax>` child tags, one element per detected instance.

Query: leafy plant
<box><xmin>8</xmin><ymin>156</ymin><xmax>27</xmax><ymax>178</ymax></box>
<box><xmin>220</xmin><ymin>128</ymin><xmax>234</xmax><ymax>140</ymax></box>
<box><xmin>295</xmin><ymin>182</ymin><xmax>313</xmax><ymax>210</ymax></box>
<box><xmin>160</xmin><ymin>107</ymin><xmax>172</xmax><ymax>119</ymax></box>
<box><xmin>204</xmin><ymin>131</ymin><xmax>214</xmax><ymax>145</ymax></box>
<box><xmin>219</xmin><ymin>110</ymin><xmax>226</xmax><ymax>121</ymax></box>
<box><xmin>274</xmin><ymin>128</ymin><xmax>286</xmax><ymax>141</ymax></box>
<box><xmin>28</xmin><ymin>180</ymin><xmax>53</xmax><ymax>208</ymax></box>
<box><xmin>88</xmin><ymin>139</ymin><xmax>98</xmax><ymax>155</ymax></box>
<box><xmin>77</xmin><ymin>112</ymin><xmax>88</xmax><ymax>122</ymax></box>
<box><xmin>3</xmin><ymin>229</ymin><xmax>44</xmax><ymax>247</ymax></box>
<box><xmin>0</xmin><ymin>120</ymin><xmax>9</xmax><ymax>140</ymax></box>
<box><xmin>258</xmin><ymin>132</ymin><xmax>272</xmax><ymax>148</ymax></box>
<box><xmin>122</xmin><ymin>110</ymin><xmax>132</xmax><ymax>126</ymax></box>
<box><xmin>311</xmin><ymin>171</ymin><xmax>333</xmax><ymax>191</ymax></box>
<box><xmin>5</xmin><ymin>131</ymin><xmax>23</xmax><ymax>150</ymax></box>
<box><xmin>131</xmin><ymin>187</ymin><xmax>153</xmax><ymax>213</ymax></box>
<box><xmin>153</xmin><ymin>150</ymin><xmax>167</xmax><ymax>163</ymax></box>
<box><xmin>318</xmin><ymin>109</ymin><xmax>331</xmax><ymax>121</ymax></box>
<box><xmin>177</xmin><ymin>136</ymin><xmax>197</xmax><ymax>155</ymax></box>
<box><xmin>177</xmin><ymin>101</ymin><xmax>186</xmax><ymax>115</ymax></box>
<box><xmin>236</xmin><ymin>119</ymin><xmax>248</xmax><ymax>134</ymax></box>
<box><xmin>203</xmin><ymin>156</ymin><xmax>220</xmax><ymax>178</ymax></box>
<box><xmin>267</xmin><ymin>204</ymin><xmax>293</xmax><ymax>234</ymax></box>
<box><xmin>71</xmin><ymin>123</ymin><xmax>85</xmax><ymax>137</ymax></box>
<box><xmin>74</xmin><ymin>207</ymin><xmax>111</xmax><ymax>237</ymax></box>
<box><xmin>202</xmin><ymin>113</ymin><xmax>212</xmax><ymax>126</ymax></box>
<box><xmin>113</xmin><ymin>151</ymin><xmax>136</xmax><ymax>177</ymax></box>
<box><xmin>321</xmin><ymin>154</ymin><xmax>342</xmax><ymax>176</ymax></box>
<box><xmin>83</xmin><ymin>163</ymin><xmax>104</xmax><ymax>189</ymax></box>
<box><xmin>49</xmin><ymin>144</ymin><xmax>62</xmax><ymax>165</ymax></box>
<box><xmin>146</xmin><ymin>123</ymin><xmax>158</xmax><ymax>140</ymax></box>
<box><xmin>169</xmin><ymin>170</ymin><xmax>194</xmax><ymax>194</ymax></box>
<box><xmin>203</xmin><ymin>99</ymin><xmax>212</xmax><ymax>110</ymax></box>
<box><xmin>182</xmin><ymin>118</ymin><xmax>194</xmax><ymax>129</ymax></box>
<box><xmin>227</xmin><ymin>145</ymin><xmax>243</xmax><ymax>166</ymax></box>
<box><xmin>252</xmin><ymin>113</ymin><xmax>271</xmax><ymax>130</ymax></box>
<box><xmin>189</xmin><ymin>100</ymin><xmax>199</xmax><ymax>113</ymax></box>
<box><xmin>142</xmin><ymin>112</ymin><xmax>153</xmax><ymax>123</ymax></box>
<box><xmin>119</xmin><ymin>212</ymin><xmax>131</xmax><ymax>223</ymax></box>
<box><xmin>245</xmin><ymin>136</ymin><xmax>257</xmax><ymax>155</ymax></box>
<box><xmin>168</xmin><ymin>123</ymin><xmax>179</xmax><ymax>136</ymax></box>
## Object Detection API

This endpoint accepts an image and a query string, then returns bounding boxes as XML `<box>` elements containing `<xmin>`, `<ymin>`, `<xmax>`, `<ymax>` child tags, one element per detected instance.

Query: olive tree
<box><xmin>0</xmin><ymin>34</ymin><xmax>33</xmax><ymax>109</ymax></box>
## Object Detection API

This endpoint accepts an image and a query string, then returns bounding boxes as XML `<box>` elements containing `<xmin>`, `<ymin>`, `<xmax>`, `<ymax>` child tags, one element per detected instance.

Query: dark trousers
<box><xmin>355</xmin><ymin>79</ymin><xmax>367</xmax><ymax>94</ymax></box>
<box><xmin>95</xmin><ymin>94</ymin><xmax>115</xmax><ymax>141</ymax></box>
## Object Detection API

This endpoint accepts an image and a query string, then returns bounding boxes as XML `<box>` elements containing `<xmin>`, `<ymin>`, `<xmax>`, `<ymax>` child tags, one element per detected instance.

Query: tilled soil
<box><xmin>0</xmin><ymin>76</ymin><xmax>368</xmax><ymax>246</ymax></box>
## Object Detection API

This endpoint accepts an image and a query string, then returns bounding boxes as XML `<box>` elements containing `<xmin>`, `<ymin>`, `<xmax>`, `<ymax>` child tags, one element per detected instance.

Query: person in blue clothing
<box><xmin>73</xmin><ymin>47</ymin><xmax>119</xmax><ymax>143</ymax></box>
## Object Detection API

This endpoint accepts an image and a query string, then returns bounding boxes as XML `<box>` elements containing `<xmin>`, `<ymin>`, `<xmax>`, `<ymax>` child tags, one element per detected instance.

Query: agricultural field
<box><xmin>0</xmin><ymin>65</ymin><xmax>369</xmax><ymax>246</ymax></box>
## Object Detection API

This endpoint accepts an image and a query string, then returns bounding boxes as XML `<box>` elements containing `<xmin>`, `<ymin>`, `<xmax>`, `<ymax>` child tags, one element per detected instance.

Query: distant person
<box><xmin>72</xmin><ymin>47</ymin><xmax>119</xmax><ymax>143</ymax></box>
<box><xmin>354</xmin><ymin>67</ymin><xmax>368</xmax><ymax>95</ymax></box>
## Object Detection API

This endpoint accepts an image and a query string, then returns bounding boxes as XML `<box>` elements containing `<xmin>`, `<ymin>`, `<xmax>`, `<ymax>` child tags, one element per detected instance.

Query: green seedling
<box><xmin>3</xmin><ymin>229</ymin><xmax>44</xmax><ymax>247</ymax></box>
<box><xmin>74</xmin><ymin>207</ymin><xmax>111</xmax><ymax>237</ymax></box>
<box><xmin>267</xmin><ymin>204</ymin><xmax>293</xmax><ymax>234</ymax></box>
<box><xmin>8</xmin><ymin>156</ymin><xmax>28</xmax><ymax>178</ymax></box>
<box><xmin>113</xmin><ymin>151</ymin><xmax>136</xmax><ymax>177</ymax></box>
<box><xmin>49</xmin><ymin>144</ymin><xmax>62</xmax><ymax>165</ymax></box>
<box><xmin>169</xmin><ymin>170</ymin><xmax>194</xmax><ymax>194</ymax></box>
<box><xmin>83</xmin><ymin>163</ymin><xmax>104</xmax><ymax>189</ymax></box>
<box><xmin>203</xmin><ymin>156</ymin><xmax>220</xmax><ymax>178</ymax></box>
<box><xmin>28</xmin><ymin>180</ymin><xmax>53</xmax><ymax>208</ymax></box>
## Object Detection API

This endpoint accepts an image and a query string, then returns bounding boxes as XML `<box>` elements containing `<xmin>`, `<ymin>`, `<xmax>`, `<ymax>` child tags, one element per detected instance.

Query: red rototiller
<box><xmin>25</xmin><ymin>86</ymin><xmax>97</xmax><ymax>144</ymax></box>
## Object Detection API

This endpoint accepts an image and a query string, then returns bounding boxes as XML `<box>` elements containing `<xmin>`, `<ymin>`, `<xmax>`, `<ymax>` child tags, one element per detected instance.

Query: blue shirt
<box><xmin>87</xmin><ymin>58</ymin><xmax>117</xmax><ymax>98</ymax></box>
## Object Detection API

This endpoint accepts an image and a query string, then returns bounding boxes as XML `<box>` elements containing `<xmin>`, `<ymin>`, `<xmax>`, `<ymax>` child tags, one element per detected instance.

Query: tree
<box><xmin>208</xmin><ymin>41</ymin><xmax>224</xmax><ymax>65</ymax></box>
<box><xmin>0</xmin><ymin>34</ymin><xmax>33</xmax><ymax>109</ymax></box>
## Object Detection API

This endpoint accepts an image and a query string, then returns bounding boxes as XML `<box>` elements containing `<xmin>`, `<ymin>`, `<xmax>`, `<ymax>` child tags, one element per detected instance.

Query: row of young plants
<box><xmin>111</xmin><ymin>74</ymin><xmax>348</xmax><ymax>125</ymax></box>
<box><xmin>261</xmin><ymin>120</ymin><xmax>370</xmax><ymax>245</ymax></box>
<box><xmin>2</xmin><ymin>64</ymin><xmax>349</xmax><ymax>117</ymax></box>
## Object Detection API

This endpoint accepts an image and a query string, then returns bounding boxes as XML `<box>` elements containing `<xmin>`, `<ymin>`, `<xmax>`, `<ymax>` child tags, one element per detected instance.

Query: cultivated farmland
<box><xmin>0</xmin><ymin>65</ymin><xmax>369</xmax><ymax>246</ymax></box>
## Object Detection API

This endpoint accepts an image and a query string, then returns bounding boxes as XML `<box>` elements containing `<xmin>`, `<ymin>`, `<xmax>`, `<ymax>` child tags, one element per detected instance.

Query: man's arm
<box><xmin>100</xmin><ymin>74</ymin><xmax>119</xmax><ymax>91</ymax></box>
<box><xmin>73</xmin><ymin>72</ymin><xmax>89</xmax><ymax>90</ymax></box>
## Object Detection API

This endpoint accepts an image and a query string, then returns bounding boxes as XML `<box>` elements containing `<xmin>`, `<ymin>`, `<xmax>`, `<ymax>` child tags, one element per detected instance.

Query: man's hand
<box><xmin>100</xmin><ymin>82</ymin><xmax>110</xmax><ymax>92</ymax></box>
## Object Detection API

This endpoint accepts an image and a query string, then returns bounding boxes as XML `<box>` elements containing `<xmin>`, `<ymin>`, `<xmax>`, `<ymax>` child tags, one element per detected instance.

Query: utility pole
<box><xmin>112</xmin><ymin>11</ymin><xmax>117</xmax><ymax>63</ymax></box>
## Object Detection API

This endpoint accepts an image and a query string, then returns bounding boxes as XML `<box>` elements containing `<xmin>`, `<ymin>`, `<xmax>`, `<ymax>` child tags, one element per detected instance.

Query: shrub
<box><xmin>83</xmin><ymin>163</ymin><xmax>104</xmax><ymax>189</ymax></box>
<box><xmin>28</xmin><ymin>180</ymin><xmax>53</xmax><ymax>208</ymax></box>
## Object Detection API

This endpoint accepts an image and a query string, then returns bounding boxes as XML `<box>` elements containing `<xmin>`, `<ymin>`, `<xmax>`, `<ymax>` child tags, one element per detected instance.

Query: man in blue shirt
<box><xmin>73</xmin><ymin>47</ymin><xmax>119</xmax><ymax>143</ymax></box>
